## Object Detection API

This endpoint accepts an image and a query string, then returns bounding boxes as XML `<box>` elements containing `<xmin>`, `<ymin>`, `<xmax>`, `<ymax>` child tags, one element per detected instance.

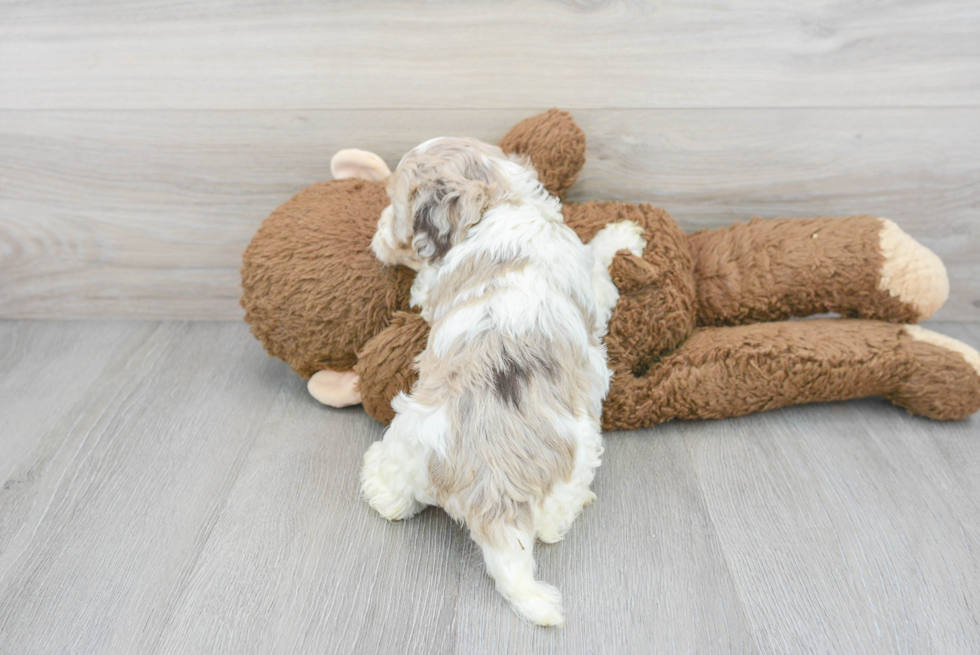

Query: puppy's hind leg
<box><xmin>476</xmin><ymin>521</ymin><xmax>564</xmax><ymax>626</ymax></box>
<box><xmin>535</xmin><ymin>482</ymin><xmax>597</xmax><ymax>545</ymax></box>
<box><xmin>361</xmin><ymin>442</ymin><xmax>425</xmax><ymax>521</ymax></box>
<box><xmin>361</xmin><ymin>408</ymin><xmax>435</xmax><ymax>521</ymax></box>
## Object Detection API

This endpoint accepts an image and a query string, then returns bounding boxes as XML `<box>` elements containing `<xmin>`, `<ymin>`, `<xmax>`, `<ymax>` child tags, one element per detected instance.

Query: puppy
<box><xmin>364</xmin><ymin>137</ymin><xmax>645</xmax><ymax>626</ymax></box>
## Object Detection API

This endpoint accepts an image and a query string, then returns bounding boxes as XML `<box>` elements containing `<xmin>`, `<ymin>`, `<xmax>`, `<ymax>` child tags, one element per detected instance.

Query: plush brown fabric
<box><xmin>563</xmin><ymin>202</ymin><xmax>696</xmax><ymax>376</ymax></box>
<box><xmin>498</xmin><ymin>108</ymin><xmax>585</xmax><ymax>200</ymax></box>
<box><xmin>240</xmin><ymin>108</ymin><xmax>980</xmax><ymax>429</ymax></box>
<box><xmin>689</xmin><ymin>216</ymin><xmax>919</xmax><ymax>325</ymax></box>
<box><xmin>890</xmin><ymin>338</ymin><xmax>980</xmax><ymax>420</ymax></box>
<box><xmin>356</xmin><ymin>311</ymin><xmax>427</xmax><ymax>424</ymax></box>
<box><xmin>241</xmin><ymin>179</ymin><xmax>413</xmax><ymax>377</ymax></box>
<box><xmin>602</xmin><ymin>319</ymin><xmax>980</xmax><ymax>431</ymax></box>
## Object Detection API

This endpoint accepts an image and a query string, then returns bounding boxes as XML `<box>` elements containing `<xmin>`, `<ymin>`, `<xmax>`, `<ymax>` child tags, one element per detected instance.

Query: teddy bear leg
<box><xmin>600</xmin><ymin>319</ymin><xmax>980</xmax><ymax>431</ymax></box>
<box><xmin>886</xmin><ymin>326</ymin><xmax>980</xmax><ymax>420</ymax></box>
<box><xmin>570</xmin><ymin>202</ymin><xmax>698</xmax><ymax>378</ymax></box>
<box><xmin>688</xmin><ymin>216</ymin><xmax>948</xmax><ymax>326</ymax></box>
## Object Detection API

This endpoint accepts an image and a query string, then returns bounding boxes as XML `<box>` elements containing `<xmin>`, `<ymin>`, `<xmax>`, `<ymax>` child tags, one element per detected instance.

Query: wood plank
<box><xmin>2</xmin><ymin>108</ymin><xmax>977</xmax><ymax>320</ymax></box>
<box><xmin>0</xmin><ymin>321</ymin><xmax>290</xmax><ymax>654</ymax></box>
<box><xmin>152</xmin><ymin>376</ymin><xmax>465</xmax><ymax>655</ymax></box>
<box><xmin>687</xmin><ymin>399</ymin><xmax>980</xmax><ymax>654</ymax></box>
<box><xmin>0</xmin><ymin>321</ymin><xmax>145</xmax><ymax>478</ymax></box>
<box><xmin>1</xmin><ymin>1</ymin><xmax>978</xmax><ymax>109</ymax></box>
<box><xmin>0</xmin><ymin>320</ymin><xmax>156</xmax><ymax>565</ymax></box>
<box><xmin>2</xmin><ymin>321</ymin><xmax>979</xmax><ymax>652</ymax></box>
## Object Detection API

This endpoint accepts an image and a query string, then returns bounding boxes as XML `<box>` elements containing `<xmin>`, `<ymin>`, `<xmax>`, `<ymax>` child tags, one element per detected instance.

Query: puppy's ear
<box><xmin>411</xmin><ymin>177</ymin><xmax>492</xmax><ymax>261</ymax></box>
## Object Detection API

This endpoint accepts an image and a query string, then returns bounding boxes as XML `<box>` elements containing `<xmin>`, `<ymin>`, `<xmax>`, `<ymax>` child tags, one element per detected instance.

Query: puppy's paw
<box><xmin>590</xmin><ymin>219</ymin><xmax>647</xmax><ymax>269</ymax></box>
<box><xmin>361</xmin><ymin>442</ymin><xmax>422</xmax><ymax>521</ymax></box>
<box><xmin>508</xmin><ymin>581</ymin><xmax>564</xmax><ymax>627</ymax></box>
<box><xmin>536</xmin><ymin>525</ymin><xmax>565</xmax><ymax>545</ymax></box>
<box><xmin>589</xmin><ymin>220</ymin><xmax>648</xmax><ymax>333</ymax></box>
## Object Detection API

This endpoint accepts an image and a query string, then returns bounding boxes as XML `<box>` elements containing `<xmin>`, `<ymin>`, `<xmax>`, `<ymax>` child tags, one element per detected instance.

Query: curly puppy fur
<box><xmin>363</xmin><ymin>137</ymin><xmax>645</xmax><ymax>626</ymax></box>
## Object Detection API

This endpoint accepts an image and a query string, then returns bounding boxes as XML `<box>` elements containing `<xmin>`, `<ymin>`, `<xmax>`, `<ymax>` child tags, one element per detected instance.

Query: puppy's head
<box><xmin>372</xmin><ymin>137</ymin><xmax>512</xmax><ymax>269</ymax></box>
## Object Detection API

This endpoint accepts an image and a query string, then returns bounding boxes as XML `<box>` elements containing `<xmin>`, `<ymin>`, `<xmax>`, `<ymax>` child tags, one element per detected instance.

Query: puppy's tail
<box><xmin>475</xmin><ymin>519</ymin><xmax>564</xmax><ymax>627</ymax></box>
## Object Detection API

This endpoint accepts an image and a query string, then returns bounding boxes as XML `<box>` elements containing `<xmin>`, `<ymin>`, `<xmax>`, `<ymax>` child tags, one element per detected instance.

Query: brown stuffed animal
<box><xmin>241</xmin><ymin>109</ymin><xmax>980</xmax><ymax>429</ymax></box>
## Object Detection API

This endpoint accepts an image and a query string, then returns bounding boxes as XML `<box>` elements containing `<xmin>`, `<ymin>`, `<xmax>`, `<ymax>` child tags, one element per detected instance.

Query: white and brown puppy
<box><xmin>364</xmin><ymin>137</ymin><xmax>644</xmax><ymax>626</ymax></box>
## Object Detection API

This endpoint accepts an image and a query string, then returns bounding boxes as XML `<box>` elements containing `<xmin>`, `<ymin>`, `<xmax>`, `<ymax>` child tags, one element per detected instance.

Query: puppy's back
<box><xmin>413</xmin><ymin>325</ymin><xmax>599</xmax><ymax>546</ymax></box>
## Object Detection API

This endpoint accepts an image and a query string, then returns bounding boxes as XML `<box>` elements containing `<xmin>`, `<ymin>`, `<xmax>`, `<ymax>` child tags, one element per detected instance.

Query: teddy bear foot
<box><xmin>887</xmin><ymin>325</ymin><xmax>980</xmax><ymax>420</ymax></box>
<box><xmin>308</xmin><ymin>369</ymin><xmax>362</xmax><ymax>407</ymax></box>
<box><xmin>877</xmin><ymin>219</ymin><xmax>949</xmax><ymax>321</ymax></box>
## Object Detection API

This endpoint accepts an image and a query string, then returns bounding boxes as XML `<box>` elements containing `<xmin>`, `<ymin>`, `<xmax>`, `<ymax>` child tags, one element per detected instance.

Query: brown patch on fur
<box><xmin>688</xmin><ymin>216</ymin><xmax>920</xmax><ymax>326</ymax></box>
<box><xmin>416</xmin><ymin>332</ymin><xmax>583</xmax><ymax>547</ymax></box>
<box><xmin>385</xmin><ymin>138</ymin><xmax>513</xmax><ymax>263</ymax></box>
<box><xmin>493</xmin><ymin>357</ymin><xmax>529</xmax><ymax>408</ymax></box>
<box><xmin>412</xmin><ymin>185</ymin><xmax>454</xmax><ymax>260</ymax></box>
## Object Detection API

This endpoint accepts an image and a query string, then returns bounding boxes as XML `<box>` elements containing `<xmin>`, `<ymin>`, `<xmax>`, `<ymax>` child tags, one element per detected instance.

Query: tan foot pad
<box><xmin>308</xmin><ymin>369</ymin><xmax>362</xmax><ymax>407</ymax></box>
<box><xmin>904</xmin><ymin>325</ymin><xmax>980</xmax><ymax>376</ymax></box>
<box><xmin>878</xmin><ymin>219</ymin><xmax>949</xmax><ymax>320</ymax></box>
<box><xmin>892</xmin><ymin>325</ymin><xmax>980</xmax><ymax>420</ymax></box>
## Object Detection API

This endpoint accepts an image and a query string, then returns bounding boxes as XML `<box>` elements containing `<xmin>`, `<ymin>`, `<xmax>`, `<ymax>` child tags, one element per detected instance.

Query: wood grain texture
<box><xmin>153</xmin><ymin>379</ymin><xmax>466</xmax><ymax>655</ymax></box>
<box><xmin>1</xmin><ymin>0</ymin><xmax>978</xmax><ymax>110</ymax></box>
<box><xmin>2</xmin><ymin>320</ymin><xmax>980</xmax><ymax>653</ymax></box>
<box><xmin>686</xmin><ymin>397</ymin><xmax>980</xmax><ymax>653</ymax></box>
<box><xmin>0</xmin><ymin>321</ymin><xmax>290</xmax><ymax>654</ymax></box>
<box><xmin>2</xmin><ymin>109</ymin><xmax>978</xmax><ymax>320</ymax></box>
<box><xmin>0</xmin><ymin>321</ymin><xmax>140</xmax><ymax>480</ymax></box>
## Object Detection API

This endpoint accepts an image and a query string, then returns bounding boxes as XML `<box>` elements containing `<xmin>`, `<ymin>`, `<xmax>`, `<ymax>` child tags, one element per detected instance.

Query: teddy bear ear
<box><xmin>330</xmin><ymin>149</ymin><xmax>392</xmax><ymax>181</ymax></box>
<box><xmin>498</xmin><ymin>108</ymin><xmax>585</xmax><ymax>200</ymax></box>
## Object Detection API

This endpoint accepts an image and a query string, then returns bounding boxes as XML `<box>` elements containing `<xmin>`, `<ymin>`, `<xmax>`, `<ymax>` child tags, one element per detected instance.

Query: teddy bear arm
<box><xmin>600</xmin><ymin>318</ymin><xmax>980</xmax><ymax>431</ymax></box>
<box><xmin>602</xmin><ymin>251</ymin><xmax>696</xmax><ymax>378</ymax></box>
<box><xmin>354</xmin><ymin>311</ymin><xmax>429</xmax><ymax>424</ymax></box>
<box><xmin>688</xmin><ymin>216</ymin><xmax>948</xmax><ymax>327</ymax></box>
<box><xmin>589</xmin><ymin>204</ymin><xmax>697</xmax><ymax>378</ymax></box>
<box><xmin>498</xmin><ymin>108</ymin><xmax>586</xmax><ymax>200</ymax></box>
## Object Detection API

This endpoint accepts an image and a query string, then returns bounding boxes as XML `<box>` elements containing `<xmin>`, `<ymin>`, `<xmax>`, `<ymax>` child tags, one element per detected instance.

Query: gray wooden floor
<box><xmin>2</xmin><ymin>319</ymin><xmax>979</xmax><ymax>654</ymax></box>
<box><xmin>2</xmin><ymin>2</ymin><xmax>979</xmax><ymax>652</ymax></box>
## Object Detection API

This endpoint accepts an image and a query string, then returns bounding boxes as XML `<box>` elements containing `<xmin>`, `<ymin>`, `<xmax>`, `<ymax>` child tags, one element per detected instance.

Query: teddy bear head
<box><xmin>240</xmin><ymin>109</ymin><xmax>586</xmax><ymax>378</ymax></box>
